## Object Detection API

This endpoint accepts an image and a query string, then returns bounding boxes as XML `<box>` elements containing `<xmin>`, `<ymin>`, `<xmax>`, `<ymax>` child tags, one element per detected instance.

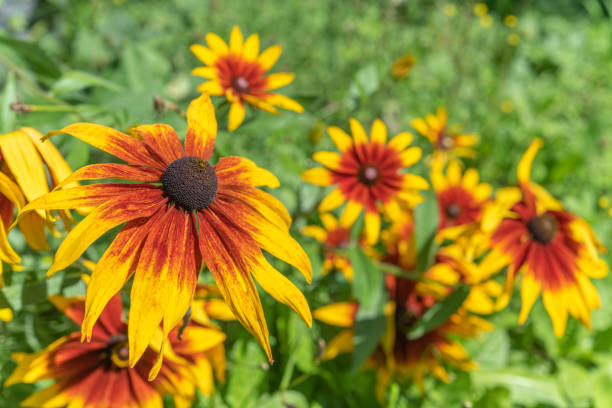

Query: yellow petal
<box><xmin>319</xmin><ymin>189</ymin><xmax>346</xmax><ymax>212</ymax></box>
<box><xmin>402</xmin><ymin>174</ymin><xmax>429</xmax><ymax>190</ymax></box>
<box><xmin>228</xmin><ymin>102</ymin><xmax>246</xmax><ymax>131</ymax></box>
<box><xmin>18</xmin><ymin>212</ymin><xmax>49</xmax><ymax>251</ymax></box>
<box><xmin>388</xmin><ymin>131</ymin><xmax>413</xmax><ymax>152</ymax></box>
<box><xmin>0</xmin><ymin>307</ymin><xmax>12</xmax><ymax>322</ymax></box>
<box><xmin>320</xmin><ymin>213</ymin><xmax>339</xmax><ymax>231</ymax></box>
<box><xmin>542</xmin><ymin>289</ymin><xmax>568</xmax><ymax>338</ymax></box>
<box><xmin>302</xmin><ymin>168</ymin><xmax>332</xmax><ymax>186</ymax></box>
<box><xmin>364</xmin><ymin>211</ymin><xmax>381</xmax><ymax>245</ymax></box>
<box><xmin>206</xmin><ymin>32</ymin><xmax>229</xmax><ymax>54</ymax></box>
<box><xmin>251</xmin><ymin>253</ymin><xmax>312</xmax><ymax>327</ymax></box>
<box><xmin>197</xmin><ymin>81</ymin><xmax>224</xmax><ymax>96</ymax></box>
<box><xmin>22</xmin><ymin>127</ymin><xmax>73</xmax><ymax>188</ymax></box>
<box><xmin>312</xmin><ymin>151</ymin><xmax>342</xmax><ymax>170</ymax></box>
<box><xmin>258</xmin><ymin>45</ymin><xmax>282</xmax><ymax>70</ymax></box>
<box><xmin>446</xmin><ymin>160</ymin><xmax>462</xmax><ymax>185</ymax></box>
<box><xmin>229</xmin><ymin>26</ymin><xmax>243</xmax><ymax>53</ymax></box>
<box><xmin>191</xmin><ymin>67</ymin><xmax>218</xmax><ymax>79</ymax></box>
<box><xmin>190</xmin><ymin>44</ymin><xmax>217</xmax><ymax>66</ymax></box>
<box><xmin>185</xmin><ymin>93</ymin><xmax>218</xmax><ymax>160</ymax></box>
<box><xmin>462</xmin><ymin>168</ymin><xmax>479</xmax><ymax>188</ymax></box>
<box><xmin>518</xmin><ymin>139</ymin><xmax>543</xmax><ymax>185</ymax></box>
<box><xmin>399</xmin><ymin>147</ymin><xmax>422</xmax><ymax>167</ymax></box>
<box><xmin>313</xmin><ymin>302</ymin><xmax>358</xmax><ymax>327</ymax></box>
<box><xmin>369</xmin><ymin>119</ymin><xmax>387</xmax><ymax>144</ymax></box>
<box><xmin>265</xmin><ymin>94</ymin><xmax>304</xmax><ymax>113</ymax></box>
<box><xmin>327</xmin><ymin>126</ymin><xmax>353</xmax><ymax>152</ymax></box>
<box><xmin>349</xmin><ymin>118</ymin><xmax>367</xmax><ymax>145</ymax></box>
<box><xmin>266</xmin><ymin>73</ymin><xmax>295</xmax><ymax>90</ymax></box>
<box><xmin>518</xmin><ymin>274</ymin><xmax>541</xmax><ymax>324</ymax></box>
<box><xmin>301</xmin><ymin>225</ymin><xmax>326</xmax><ymax>242</ymax></box>
<box><xmin>411</xmin><ymin>117</ymin><xmax>431</xmax><ymax>137</ymax></box>
<box><xmin>340</xmin><ymin>200</ymin><xmax>363</xmax><ymax>227</ymax></box>
<box><xmin>243</xmin><ymin>33</ymin><xmax>260</xmax><ymax>60</ymax></box>
<box><xmin>321</xmin><ymin>329</ymin><xmax>354</xmax><ymax>361</ymax></box>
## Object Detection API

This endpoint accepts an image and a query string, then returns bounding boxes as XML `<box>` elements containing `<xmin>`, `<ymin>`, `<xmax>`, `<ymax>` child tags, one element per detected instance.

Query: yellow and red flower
<box><xmin>411</xmin><ymin>107</ymin><xmax>478</xmax><ymax>164</ymax></box>
<box><xmin>191</xmin><ymin>26</ymin><xmax>303</xmax><ymax>131</ymax></box>
<box><xmin>302</xmin><ymin>118</ymin><xmax>428</xmax><ymax>245</ymax></box>
<box><xmin>431</xmin><ymin>160</ymin><xmax>491</xmax><ymax>242</ymax></box>
<box><xmin>4</xmin><ymin>294</ymin><xmax>194</xmax><ymax>408</ymax></box>
<box><xmin>301</xmin><ymin>213</ymin><xmax>354</xmax><ymax>281</ymax></box>
<box><xmin>0</xmin><ymin>127</ymin><xmax>77</xmax><ymax>284</ymax></box>
<box><xmin>16</xmin><ymin>94</ymin><xmax>312</xmax><ymax>377</ymax></box>
<box><xmin>481</xmin><ymin>139</ymin><xmax>608</xmax><ymax>337</ymax></box>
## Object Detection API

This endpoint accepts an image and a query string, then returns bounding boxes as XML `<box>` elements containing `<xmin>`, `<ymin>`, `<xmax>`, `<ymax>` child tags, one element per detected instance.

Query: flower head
<box><xmin>302</xmin><ymin>118</ymin><xmax>428</xmax><ymax>245</ymax></box>
<box><xmin>481</xmin><ymin>139</ymin><xmax>608</xmax><ymax>337</ymax></box>
<box><xmin>411</xmin><ymin>108</ymin><xmax>478</xmax><ymax>164</ymax></box>
<box><xmin>191</xmin><ymin>26</ymin><xmax>303</xmax><ymax>131</ymax></box>
<box><xmin>431</xmin><ymin>160</ymin><xmax>491</xmax><ymax>242</ymax></box>
<box><xmin>4</xmin><ymin>294</ymin><xmax>194</xmax><ymax>408</ymax></box>
<box><xmin>0</xmin><ymin>127</ymin><xmax>77</xmax><ymax>282</ymax></box>
<box><xmin>17</xmin><ymin>94</ymin><xmax>312</xmax><ymax>377</ymax></box>
<box><xmin>301</xmin><ymin>213</ymin><xmax>354</xmax><ymax>281</ymax></box>
<box><xmin>391</xmin><ymin>54</ymin><xmax>416</xmax><ymax>80</ymax></box>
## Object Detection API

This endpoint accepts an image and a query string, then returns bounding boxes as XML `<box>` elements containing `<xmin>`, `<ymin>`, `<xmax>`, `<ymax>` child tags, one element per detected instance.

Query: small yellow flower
<box><xmin>507</xmin><ymin>33</ymin><xmax>521</xmax><ymax>46</ymax></box>
<box><xmin>480</xmin><ymin>15</ymin><xmax>493</xmax><ymax>28</ymax></box>
<box><xmin>443</xmin><ymin>3</ymin><xmax>457</xmax><ymax>16</ymax></box>
<box><xmin>504</xmin><ymin>14</ymin><xmax>518</xmax><ymax>27</ymax></box>
<box><xmin>474</xmin><ymin>2</ymin><xmax>488</xmax><ymax>16</ymax></box>
<box><xmin>500</xmin><ymin>100</ymin><xmax>514</xmax><ymax>113</ymax></box>
<box><xmin>391</xmin><ymin>54</ymin><xmax>416</xmax><ymax>80</ymax></box>
<box><xmin>599</xmin><ymin>196</ymin><xmax>610</xmax><ymax>209</ymax></box>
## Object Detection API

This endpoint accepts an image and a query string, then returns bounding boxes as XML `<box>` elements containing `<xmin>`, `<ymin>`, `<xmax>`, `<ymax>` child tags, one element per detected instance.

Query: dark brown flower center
<box><xmin>527</xmin><ymin>214</ymin><xmax>558</xmax><ymax>244</ymax></box>
<box><xmin>231</xmin><ymin>76</ymin><xmax>250</xmax><ymax>94</ymax></box>
<box><xmin>445</xmin><ymin>203</ymin><xmax>461</xmax><ymax>219</ymax></box>
<box><xmin>162</xmin><ymin>156</ymin><xmax>218</xmax><ymax>211</ymax></box>
<box><xmin>358</xmin><ymin>164</ymin><xmax>380</xmax><ymax>186</ymax></box>
<box><xmin>437</xmin><ymin>129</ymin><xmax>453</xmax><ymax>150</ymax></box>
<box><xmin>107</xmin><ymin>334</ymin><xmax>130</xmax><ymax>368</ymax></box>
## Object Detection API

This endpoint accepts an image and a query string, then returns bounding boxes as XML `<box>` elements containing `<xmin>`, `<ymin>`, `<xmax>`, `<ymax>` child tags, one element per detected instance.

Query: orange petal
<box><xmin>185</xmin><ymin>94</ymin><xmax>218</xmax><ymax>161</ymax></box>
<box><xmin>47</xmin><ymin>189</ymin><xmax>165</xmax><ymax>276</ymax></box>
<box><xmin>47</xmin><ymin>123</ymin><xmax>163</xmax><ymax>169</ymax></box>
<box><xmin>197</xmin><ymin>211</ymin><xmax>272</xmax><ymax>362</ymax></box>
<box><xmin>215</xmin><ymin>156</ymin><xmax>280</xmax><ymax>188</ymax></box>
<box><xmin>133</xmin><ymin>124</ymin><xmax>184</xmax><ymax>165</ymax></box>
<box><xmin>56</xmin><ymin>163</ymin><xmax>162</xmax><ymax>189</ymax></box>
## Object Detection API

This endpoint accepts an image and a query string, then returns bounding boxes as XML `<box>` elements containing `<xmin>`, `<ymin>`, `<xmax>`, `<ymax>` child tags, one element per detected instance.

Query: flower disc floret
<box><xmin>162</xmin><ymin>156</ymin><xmax>218</xmax><ymax>211</ymax></box>
<box><xmin>527</xmin><ymin>213</ymin><xmax>558</xmax><ymax>244</ymax></box>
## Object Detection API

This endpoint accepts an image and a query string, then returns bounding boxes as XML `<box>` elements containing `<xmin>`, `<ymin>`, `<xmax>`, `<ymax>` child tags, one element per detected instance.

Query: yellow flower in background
<box><xmin>302</xmin><ymin>213</ymin><xmax>354</xmax><ymax>282</ymax></box>
<box><xmin>0</xmin><ymin>127</ymin><xmax>77</xmax><ymax>284</ymax></box>
<box><xmin>507</xmin><ymin>33</ymin><xmax>520</xmax><ymax>46</ymax></box>
<box><xmin>473</xmin><ymin>3</ymin><xmax>488</xmax><ymax>16</ymax></box>
<box><xmin>504</xmin><ymin>14</ymin><xmax>518</xmax><ymax>28</ymax></box>
<box><xmin>16</xmin><ymin>95</ymin><xmax>312</xmax><ymax>378</ymax></box>
<box><xmin>479</xmin><ymin>15</ymin><xmax>493</xmax><ymax>28</ymax></box>
<box><xmin>411</xmin><ymin>107</ymin><xmax>478</xmax><ymax>164</ymax></box>
<box><xmin>443</xmin><ymin>3</ymin><xmax>457</xmax><ymax>17</ymax></box>
<box><xmin>391</xmin><ymin>54</ymin><xmax>416</xmax><ymax>80</ymax></box>
<box><xmin>500</xmin><ymin>100</ymin><xmax>514</xmax><ymax>113</ymax></box>
<box><xmin>191</xmin><ymin>26</ymin><xmax>303</xmax><ymax>131</ymax></box>
<box><xmin>480</xmin><ymin>140</ymin><xmax>608</xmax><ymax>337</ymax></box>
<box><xmin>302</xmin><ymin>118</ymin><xmax>428</xmax><ymax>245</ymax></box>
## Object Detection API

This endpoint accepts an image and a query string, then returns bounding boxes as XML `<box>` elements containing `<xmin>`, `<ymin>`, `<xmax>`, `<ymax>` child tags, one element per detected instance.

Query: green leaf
<box><xmin>472</xmin><ymin>369</ymin><xmax>566</xmax><ymax>407</ymax></box>
<box><xmin>407</xmin><ymin>284</ymin><xmax>469</xmax><ymax>339</ymax></box>
<box><xmin>51</xmin><ymin>70</ymin><xmax>123</xmax><ymax>97</ymax></box>
<box><xmin>414</xmin><ymin>188</ymin><xmax>438</xmax><ymax>272</ymax></box>
<box><xmin>0</xmin><ymin>35</ymin><xmax>61</xmax><ymax>78</ymax></box>
<box><xmin>225</xmin><ymin>339</ymin><xmax>269</xmax><ymax>408</ymax></box>
<box><xmin>348</xmin><ymin>245</ymin><xmax>387</xmax><ymax>372</ymax></box>
<box><xmin>66</xmin><ymin>139</ymin><xmax>91</xmax><ymax>171</ymax></box>
<box><xmin>255</xmin><ymin>391</ymin><xmax>309</xmax><ymax>408</ymax></box>
<box><xmin>0</xmin><ymin>71</ymin><xmax>17</xmax><ymax>133</ymax></box>
<box><xmin>0</xmin><ymin>271</ymin><xmax>85</xmax><ymax>311</ymax></box>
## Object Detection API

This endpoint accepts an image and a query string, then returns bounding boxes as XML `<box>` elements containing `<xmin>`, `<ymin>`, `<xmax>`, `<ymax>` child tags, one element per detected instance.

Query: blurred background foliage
<box><xmin>1</xmin><ymin>0</ymin><xmax>612</xmax><ymax>407</ymax></box>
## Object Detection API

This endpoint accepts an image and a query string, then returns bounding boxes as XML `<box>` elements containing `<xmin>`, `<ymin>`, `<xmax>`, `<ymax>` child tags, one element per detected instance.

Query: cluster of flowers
<box><xmin>0</xmin><ymin>25</ymin><xmax>607</xmax><ymax>406</ymax></box>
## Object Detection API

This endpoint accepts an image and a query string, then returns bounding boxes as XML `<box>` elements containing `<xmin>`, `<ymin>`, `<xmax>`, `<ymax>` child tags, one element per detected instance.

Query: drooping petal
<box><xmin>197</xmin><ymin>211</ymin><xmax>272</xmax><ymax>362</ymax></box>
<box><xmin>82</xmin><ymin>211</ymin><xmax>165</xmax><ymax>342</ymax></box>
<box><xmin>47</xmin><ymin>189</ymin><xmax>165</xmax><ymax>276</ymax></box>
<box><xmin>185</xmin><ymin>94</ymin><xmax>218</xmax><ymax>161</ymax></box>
<box><xmin>47</xmin><ymin>123</ymin><xmax>163</xmax><ymax>169</ymax></box>
<box><xmin>22</xmin><ymin>127</ymin><xmax>74</xmax><ymax>187</ymax></box>
<box><xmin>215</xmin><ymin>156</ymin><xmax>280</xmax><ymax>188</ymax></box>
<box><xmin>251</xmin><ymin>252</ymin><xmax>312</xmax><ymax>326</ymax></box>
<box><xmin>364</xmin><ymin>211</ymin><xmax>381</xmax><ymax>245</ymax></box>
<box><xmin>517</xmin><ymin>139</ymin><xmax>543</xmax><ymax>186</ymax></box>
<box><xmin>17</xmin><ymin>212</ymin><xmax>48</xmax><ymax>251</ymax></box>
<box><xmin>518</xmin><ymin>273</ymin><xmax>541</xmax><ymax>324</ymax></box>
<box><xmin>217</xmin><ymin>185</ymin><xmax>290</xmax><ymax>230</ymax></box>
<box><xmin>134</xmin><ymin>124</ymin><xmax>184</xmax><ymax>165</ymax></box>
<box><xmin>228</xmin><ymin>102</ymin><xmax>246</xmax><ymax>131</ymax></box>
<box><xmin>0</xmin><ymin>216</ymin><xmax>19</xmax><ymax>264</ymax></box>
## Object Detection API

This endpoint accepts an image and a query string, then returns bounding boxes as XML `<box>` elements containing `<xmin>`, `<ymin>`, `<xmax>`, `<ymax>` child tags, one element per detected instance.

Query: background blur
<box><xmin>1</xmin><ymin>0</ymin><xmax>612</xmax><ymax>407</ymax></box>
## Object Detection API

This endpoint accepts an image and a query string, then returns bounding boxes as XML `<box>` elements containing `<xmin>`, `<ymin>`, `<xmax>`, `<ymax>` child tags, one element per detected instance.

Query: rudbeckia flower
<box><xmin>391</xmin><ymin>54</ymin><xmax>416</xmax><ymax>80</ymax></box>
<box><xmin>4</xmin><ymin>294</ymin><xmax>194</xmax><ymax>408</ymax></box>
<box><xmin>302</xmin><ymin>119</ymin><xmax>428</xmax><ymax>245</ymax></box>
<box><xmin>301</xmin><ymin>213</ymin><xmax>354</xmax><ymax>281</ymax></box>
<box><xmin>0</xmin><ymin>127</ymin><xmax>76</xmax><ymax>282</ymax></box>
<box><xmin>16</xmin><ymin>94</ymin><xmax>312</xmax><ymax>377</ymax></box>
<box><xmin>191</xmin><ymin>26</ymin><xmax>304</xmax><ymax>131</ymax></box>
<box><xmin>481</xmin><ymin>139</ymin><xmax>608</xmax><ymax>337</ymax></box>
<box><xmin>431</xmin><ymin>160</ymin><xmax>491</xmax><ymax>242</ymax></box>
<box><xmin>314</xmin><ymin>276</ymin><xmax>492</xmax><ymax>400</ymax></box>
<box><xmin>411</xmin><ymin>108</ymin><xmax>478</xmax><ymax>164</ymax></box>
